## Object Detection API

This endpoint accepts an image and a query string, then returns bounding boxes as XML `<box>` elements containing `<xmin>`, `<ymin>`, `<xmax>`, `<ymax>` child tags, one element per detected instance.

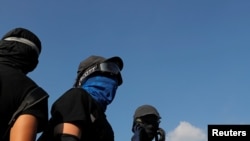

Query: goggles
<box><xmin>136</xmin><ymin>116</ymin><xmax>160</xmax><ymax>125</ymax></box>
<box><xmin>78</xmin><ymin>62</ymin><xmax>120</xmax><ymax>86</ymax></box>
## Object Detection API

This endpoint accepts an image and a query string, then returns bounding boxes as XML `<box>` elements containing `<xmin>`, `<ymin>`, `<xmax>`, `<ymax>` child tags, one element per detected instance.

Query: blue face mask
<box><xmin>82</xmin><ymin>75</ymin><xmax>118</xmax><ymax>111</ymax></box>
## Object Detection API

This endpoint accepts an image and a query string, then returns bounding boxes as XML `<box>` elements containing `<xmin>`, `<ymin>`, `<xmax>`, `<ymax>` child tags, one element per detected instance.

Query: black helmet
<box><xmin>75</xmin><ymin>55</ymin><xmax>123</xmax><ymax>87</ymax></box>
<box><xmin>133</xmin><ymin>105</ymin><xmax>161</xmax><ymax>119</ymax></box>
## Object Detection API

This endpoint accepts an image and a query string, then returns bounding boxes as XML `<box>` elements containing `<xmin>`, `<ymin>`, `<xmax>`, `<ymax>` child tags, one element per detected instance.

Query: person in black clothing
<box><xmin>0</xmin><ymin>27</ymin><xmax>49</xmax><ymax>141</ymax></box>
<box><xmin>38</xmin><ymin>55</ymin><xmax>124</xmax><ymax>141</ymax></box>
<box><xmin>131</xmin><ymin>105</ymin><xmax>166</xmax><ymax>141</ymax></box>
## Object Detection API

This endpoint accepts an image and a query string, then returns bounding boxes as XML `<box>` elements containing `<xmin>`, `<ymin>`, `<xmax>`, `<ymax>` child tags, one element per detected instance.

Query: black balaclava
<box><xmin>0</xmin><ymin>27</ymin><xmax>41</xmax><ymax>74</ymax></box>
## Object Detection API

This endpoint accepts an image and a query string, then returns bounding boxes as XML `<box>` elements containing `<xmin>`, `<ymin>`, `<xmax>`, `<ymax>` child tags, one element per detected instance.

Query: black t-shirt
<box><xmin>38</xmin><ymin>88</ymin><xmax>114</xmax><ymax>141</ymax></box>
<box><xmin>0</xmin><ymin>64</ymin><xmax>48</xmax><ymax>140</ymax></box>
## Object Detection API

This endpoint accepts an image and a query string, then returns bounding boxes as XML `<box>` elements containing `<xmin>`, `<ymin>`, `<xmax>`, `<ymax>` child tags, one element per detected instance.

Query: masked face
<box><xmin>82</xmin><ymin>75</ymin><xmax>118</xmax><ymax>111</ymax></box>
<box><xmin>136</xmin><ymin>115</ymin><xmax>160</xmax><ymax>140</ymax></box>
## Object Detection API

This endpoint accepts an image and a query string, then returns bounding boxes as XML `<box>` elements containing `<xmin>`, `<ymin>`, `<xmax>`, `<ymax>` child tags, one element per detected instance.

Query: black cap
<box><xmin>77</xmin><ymin>55</ymin><xmax>123</xmax><ymax>85</ymax></box>
<box><xmin>133</xmin><ymin>105</ymin><xmax>161</xmax><ymax>119</ymax></box>
<box><xmin>1</xmin><ymin>27</ymin><xmax>41</xmax><ymax>55</ymax></box>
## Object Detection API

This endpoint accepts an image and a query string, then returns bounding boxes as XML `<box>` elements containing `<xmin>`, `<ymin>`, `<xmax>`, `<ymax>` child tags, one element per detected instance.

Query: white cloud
<box><xmin>166</xmin><ymin>121</ymin><xmax>207</xmax><ymax>141</ymax></box>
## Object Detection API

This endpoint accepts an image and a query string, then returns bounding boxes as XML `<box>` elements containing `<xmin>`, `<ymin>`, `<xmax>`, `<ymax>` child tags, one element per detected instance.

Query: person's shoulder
<box><xmin>51</xmin><ymin>88</ymin><xmax>92</xmax><ymax>112</ymax></box>
<box><xmin>65</xmin><ymin>87</ymin><xmax>89</xmax><ymax>95</ymax></box>
<box><xmin>55</xmin><ymin>88</ymin><xmax>90</xmax><ymax>102</ymax></box>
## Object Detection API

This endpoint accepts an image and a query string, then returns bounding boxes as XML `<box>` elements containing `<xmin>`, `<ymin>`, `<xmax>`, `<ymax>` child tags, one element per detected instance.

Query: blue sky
<box><xmin>1</xmin><ymin>1</ymin><xmax>250</xmax><ymax>141</ymax></box>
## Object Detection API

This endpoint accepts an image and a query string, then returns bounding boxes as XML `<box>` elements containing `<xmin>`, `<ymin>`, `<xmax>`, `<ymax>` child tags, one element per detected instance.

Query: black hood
<box><xmin>0</xmin><ymin>27</ymin><xmax>41</xmax><ymax>74</ymax></box>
